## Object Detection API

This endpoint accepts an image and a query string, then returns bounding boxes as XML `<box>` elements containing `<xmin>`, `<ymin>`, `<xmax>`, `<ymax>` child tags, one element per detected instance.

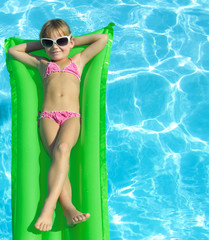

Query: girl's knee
<box><xmin>53</xmin><ymin>142</ymin><xmax>71</xmax><ymax>156</ymax></box>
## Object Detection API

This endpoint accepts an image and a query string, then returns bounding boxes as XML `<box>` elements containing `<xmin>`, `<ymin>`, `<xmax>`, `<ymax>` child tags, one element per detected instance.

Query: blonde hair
<box><xmin>39</xmin><ymin>19</ymin><xmax>71</xmax><ymax>39</ymax></box>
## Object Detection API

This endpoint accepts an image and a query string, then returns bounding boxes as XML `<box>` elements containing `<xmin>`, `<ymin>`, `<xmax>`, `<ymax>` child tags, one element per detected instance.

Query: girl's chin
<box><xmin>51</xmin><ymin>57</ymin><xmax>61</xmax><ymax>61</ymax></box>
<box><xmin>49</xmin><ymin>55</ymin><xmax>62</xmax><ymax>61</ymax></box>
<box><xmin>48</xmin><ymin>53</ymin><xmax>69</xmax><ymax>61</ymax></box>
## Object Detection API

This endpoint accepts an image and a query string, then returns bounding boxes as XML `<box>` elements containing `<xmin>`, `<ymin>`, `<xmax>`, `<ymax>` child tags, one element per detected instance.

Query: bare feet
<box><xmin>63</xmin><ymin>205</ymin><xmax>90</xmax><ymax>227</ymax></box>
<box><xmin>34</xmin><ymin>202</ymin><xmax>90</xmax><ymax>231</ymax></box>
<box><xmin>34</xmin><ymin>201</ymin><xmax>55</xmax><ymax>231</ymax></box>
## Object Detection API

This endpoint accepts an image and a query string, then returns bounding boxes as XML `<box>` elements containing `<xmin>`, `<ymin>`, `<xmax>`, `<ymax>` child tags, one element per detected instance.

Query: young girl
<box><xmin>8</xmin><ymin>19</ymin><xmax>108</xmax><ymax>232</ymax></box>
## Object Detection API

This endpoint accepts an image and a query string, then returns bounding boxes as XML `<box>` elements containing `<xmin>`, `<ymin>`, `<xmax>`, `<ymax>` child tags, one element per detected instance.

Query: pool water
<box><xmin>1</xmin><ymin>0</ymin><xmax>209</xmax><ymax>239</ymax></box>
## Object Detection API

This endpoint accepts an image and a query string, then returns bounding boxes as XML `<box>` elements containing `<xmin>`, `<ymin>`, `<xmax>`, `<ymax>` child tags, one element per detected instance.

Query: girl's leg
<box><xmin>38</xmin><ymin>117</ymin><xmax>73</xmax><ymax>213</ymax></box>
<box><xmin>35</xmin><ymin>117</ymin><xmax>90</xmax><ymax>231</ymax></box>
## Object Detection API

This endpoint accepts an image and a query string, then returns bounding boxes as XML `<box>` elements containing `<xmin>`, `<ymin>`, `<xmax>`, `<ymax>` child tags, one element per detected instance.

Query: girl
<box><xmin>8</xmin><ymin>19</ymin><xmax>108</xmax><ymax>232</ymax></box>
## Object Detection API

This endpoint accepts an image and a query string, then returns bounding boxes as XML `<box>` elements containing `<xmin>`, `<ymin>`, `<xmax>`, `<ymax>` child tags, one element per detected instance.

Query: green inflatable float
<box><xmin>4</xmin><ymin>22</ymin><xmax>114</xmax><ymax>240</ymax></box>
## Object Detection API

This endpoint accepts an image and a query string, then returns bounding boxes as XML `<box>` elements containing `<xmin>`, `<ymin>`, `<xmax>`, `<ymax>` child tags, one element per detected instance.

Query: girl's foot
<box><xmin>34</xmin><ymin>201</ymin><xmax>55</xmax><ymax>231</ymax></box>
<box><xmin>64</xmin><ymin>205</ymin><xmax>90</xmax><ymax>227</ymax></box>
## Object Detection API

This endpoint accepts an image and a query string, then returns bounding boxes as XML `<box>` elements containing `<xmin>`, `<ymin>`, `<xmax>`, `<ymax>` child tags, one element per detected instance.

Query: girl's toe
<box><xmin>35</xmin><ymin>224</ymin><xmax>39</xmax><ymax>230</ymax></box>
<box><xmin>45</xmin><ymin>225</ymin><xmax>49</xmax><ymax>231</ymax></box>
<box><xmin>42</xmin><ymin>224</ymin><xmax>46</xmax><ymax>231</ymax></box>
<box><xmin>39</xmin><ymin>223</ymin><xmax>43</xmax><ymax>231</ymax></box>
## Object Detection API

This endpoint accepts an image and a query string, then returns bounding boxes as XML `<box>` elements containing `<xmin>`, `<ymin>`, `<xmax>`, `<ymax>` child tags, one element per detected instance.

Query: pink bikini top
<box><xmin>44</xmin><ymin>57</ymin><xmax>81</xmax><ymax>80</ymax></box>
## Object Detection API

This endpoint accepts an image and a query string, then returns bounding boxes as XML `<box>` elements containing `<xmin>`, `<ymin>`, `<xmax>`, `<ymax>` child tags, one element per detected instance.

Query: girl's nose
<box><xmin>52</xmin><ymin>43</ymin><xmax>59</xmax><ymax>49</ymax></box>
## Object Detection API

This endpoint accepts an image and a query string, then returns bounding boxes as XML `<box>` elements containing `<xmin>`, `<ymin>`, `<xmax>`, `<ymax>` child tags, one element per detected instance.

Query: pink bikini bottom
<box><xmin>38</xmin><ymin>111</ymin><xmax>80</xmax><ymax>127</ymax></box>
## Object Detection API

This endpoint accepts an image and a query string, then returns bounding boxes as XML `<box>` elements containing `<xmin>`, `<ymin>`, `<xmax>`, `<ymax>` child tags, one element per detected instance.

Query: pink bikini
<box><xmin>38</xmin><ymin>58</ymin><xmax>81</xmax><ymax>127</ymax></box>
<box><xmin>44</xmin><ymin>57</ymin><xmax>81</xmax><ymax>80</ymax></box>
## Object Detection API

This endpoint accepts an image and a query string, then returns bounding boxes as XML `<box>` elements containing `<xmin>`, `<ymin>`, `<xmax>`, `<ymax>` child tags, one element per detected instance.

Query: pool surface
<box><xmin>1</xmin><ymin>0</ymin><xmax>209</xmax><ymax>239</ymax></box>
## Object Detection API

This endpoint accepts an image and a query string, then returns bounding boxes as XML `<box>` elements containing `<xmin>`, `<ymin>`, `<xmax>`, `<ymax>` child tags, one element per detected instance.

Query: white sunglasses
<box><xmin>41</xmin><ymin>35</ymin><xmax>71</xmax><ymax>48</ymax></box>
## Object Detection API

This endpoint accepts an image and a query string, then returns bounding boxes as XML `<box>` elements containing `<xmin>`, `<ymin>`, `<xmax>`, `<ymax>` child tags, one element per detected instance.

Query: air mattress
<box><xmin>4</xmin><ymin>22</ymin><xmax>114</xmax><ymax>240</ymax></box>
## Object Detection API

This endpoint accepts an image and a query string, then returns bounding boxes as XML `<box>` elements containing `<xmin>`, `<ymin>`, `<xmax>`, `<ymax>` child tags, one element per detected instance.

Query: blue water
<box><xmin>1</xmin><ymin>0</ymin><xmax>209</xmax><ymax>239</ymax></box>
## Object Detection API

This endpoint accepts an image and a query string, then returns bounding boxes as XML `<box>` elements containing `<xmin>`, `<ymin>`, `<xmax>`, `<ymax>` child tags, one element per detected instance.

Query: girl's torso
<box><xmin>39</xmin><ymin>55</ymin><xmax>83</xmax><ymax>113</ymax></box>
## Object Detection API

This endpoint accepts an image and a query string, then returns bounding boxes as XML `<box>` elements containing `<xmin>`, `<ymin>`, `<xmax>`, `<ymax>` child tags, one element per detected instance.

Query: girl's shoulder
<box><xmin>39</xmin><ymin>56</ymin><xmax>50</xmax><ymax>64</ymax></box>
<box><xmin>38</xmin><ymin>57</ymin><xmax>50</xmax><ymax>68</ymax></box>
<box><xmin>38</xmin><ymin>57</ymin><xmax>50</xmax><ymax>77</ymax></box>
<box><xmin>71</xmin><ymin>53</ymin><xmax>84</xmax><ymax>74</ymax></box>
<box><xmin>71</xmin><ymin>52</ymin><xmax>81</xmax><ymax>62</ymax></box>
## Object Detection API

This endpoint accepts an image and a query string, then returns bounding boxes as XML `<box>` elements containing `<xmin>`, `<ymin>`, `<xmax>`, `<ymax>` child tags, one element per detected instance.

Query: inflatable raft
<box><xmin>4</xmin><ymin>22</ymin><xmax>114</xmax><ymax>240</ymax></box>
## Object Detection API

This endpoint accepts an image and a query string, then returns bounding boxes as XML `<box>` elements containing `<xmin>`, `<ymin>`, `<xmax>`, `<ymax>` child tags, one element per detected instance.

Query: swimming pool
<box><xmin>1</xmin><ymin>0</ymin><xmax>209</xmax><ymax>239</ymax></box>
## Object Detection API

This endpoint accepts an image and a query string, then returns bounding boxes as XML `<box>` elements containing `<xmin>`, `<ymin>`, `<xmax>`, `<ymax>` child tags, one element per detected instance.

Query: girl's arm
<box><xmin>73</xmin><ymin>34</ymin><xmax>108</xmax><ymax>66</ymax></box>
<box><xmin>8</xmin><ymin>41</ymin><xmax>46</xmax><ymax>68</ymax></box>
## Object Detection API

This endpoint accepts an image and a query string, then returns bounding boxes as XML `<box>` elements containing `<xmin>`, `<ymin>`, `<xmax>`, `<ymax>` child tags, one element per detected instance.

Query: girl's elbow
<box><xmin>103</xmin><ymin>34</ymin><xmax>109</xmax><ymax>43</ymax></box>
<box><xmin>8</xmin><ymin>47</ymin><xmax>13</xmax><ymax>56</ymax></box>
<box><xmin>8</xmin><ymin>46</ymin><xmax>16</xmax><ymax>57</ymax></box>
<box><xmin>100</xmin><ymin>34</ymin><xmax>108</xmax><ymax>47</ymax></box>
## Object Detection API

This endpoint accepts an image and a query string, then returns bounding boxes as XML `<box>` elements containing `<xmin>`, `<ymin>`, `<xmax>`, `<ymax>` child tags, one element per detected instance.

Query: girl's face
<box><xmin>44</xmin><ymin>31</ymin><xmax>73</xmax><ymax>61</ymax></box>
